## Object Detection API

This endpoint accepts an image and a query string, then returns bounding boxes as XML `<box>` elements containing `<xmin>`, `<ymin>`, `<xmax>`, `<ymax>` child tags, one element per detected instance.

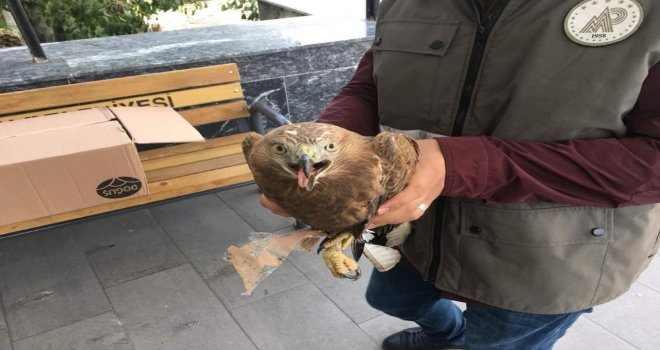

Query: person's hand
<box><xmin>367</xmin><ymin>139</ymin><xmax>446</xmax><ymax>228</ymax></box>
<box><xmin>260</xmin><ymin>194</ymin><xmax>292</xmax><ymax>217</ymax></box>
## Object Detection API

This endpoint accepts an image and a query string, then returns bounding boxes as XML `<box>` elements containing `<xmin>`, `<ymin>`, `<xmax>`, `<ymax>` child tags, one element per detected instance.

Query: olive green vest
<box><xmin>373</xmin><ymin>0</ymin><xmax>660</xmax><ymax>313</ymax></box>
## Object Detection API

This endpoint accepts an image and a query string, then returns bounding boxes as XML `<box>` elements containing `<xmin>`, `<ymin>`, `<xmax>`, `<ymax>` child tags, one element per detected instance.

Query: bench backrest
<box><xmin>0</xmin><ymin>63</ymin><xmax>250</xmax><ymax>129</ymax></box>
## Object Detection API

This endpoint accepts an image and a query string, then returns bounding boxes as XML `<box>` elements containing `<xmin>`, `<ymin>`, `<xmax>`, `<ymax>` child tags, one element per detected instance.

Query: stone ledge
<box><xmin>257</xmin><ymin>0</ymin><xmax>365</xmax><ymax>19</ymax></box>
<box><xmin>0</xmin><ymin>16</ymin><xmax>375</xmax><ymax>92</ymax></box>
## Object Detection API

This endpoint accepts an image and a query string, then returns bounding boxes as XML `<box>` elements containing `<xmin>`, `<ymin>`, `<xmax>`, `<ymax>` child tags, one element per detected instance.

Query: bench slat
<box><xmin>141</xmin><ymin>143</ymin><xmax>243</xmax><ymax>172</ymax></box>
<box><xmin>139</xmin><ymin>133</ymin><xmax>247</xmax><ymax>161</ymax></box>
<box><xmin>3</xmin><ymin>83</ymin><xmax>244</xmax><ymax>122</ymax></box>
<box><xmin>0</xmin><ymin>164</ymin><xmax>253</xmax><ymax>236</ymax></box>
<box><xmin>178</xmin><ymin>100</ymin><xmax>250</xmax><ymax>126</ymax></box>
<box><xmin>145</xmin><ymin>153</ymin><xmax>246</xmax><ymax>182</ymax></box>
<box><xmin>0</xmin><ymin>64</ymin><xmax>241</xmax><ymax>116</ymax></box>
<box><xmin>148</xmin><ymin>164</ymin><xmax>252</xmax><ymax>194</ymax></box>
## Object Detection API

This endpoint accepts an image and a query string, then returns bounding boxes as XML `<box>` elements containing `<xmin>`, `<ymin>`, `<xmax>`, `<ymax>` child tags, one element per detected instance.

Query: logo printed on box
<box><xmin>96</xmin><ymin>177</ymin><xmax>143</xmax><ymax>199</ymax></box>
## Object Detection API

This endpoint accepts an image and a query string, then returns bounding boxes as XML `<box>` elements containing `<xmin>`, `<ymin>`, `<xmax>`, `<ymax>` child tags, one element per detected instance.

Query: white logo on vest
<box><xmin>564</xmin><ymin>0</ymin><xmax>643</xmax><ymax>46</ymax></box>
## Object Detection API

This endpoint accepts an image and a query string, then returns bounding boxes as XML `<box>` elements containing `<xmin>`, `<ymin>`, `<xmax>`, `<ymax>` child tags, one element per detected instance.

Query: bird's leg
<box><xmin>320</xmin><ymin>232</ymin><xmax>361</xmax><ymax>280</ymax></box>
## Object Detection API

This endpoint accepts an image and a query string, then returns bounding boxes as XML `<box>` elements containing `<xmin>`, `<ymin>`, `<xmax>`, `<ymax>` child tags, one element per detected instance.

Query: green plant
<box><xmin>0</xmin><ymin>1</ymin><xmax>7</xmax><ymax>28</ymax></box>
<box><xmin>221</xmin><ymin>0</ymin><xmax>258</xmax><ymax>21</ymax></box>
<box><xmin>0</xmin><ymin>0</ymin><xmax>206</xmax><ymax>42</ymax></box>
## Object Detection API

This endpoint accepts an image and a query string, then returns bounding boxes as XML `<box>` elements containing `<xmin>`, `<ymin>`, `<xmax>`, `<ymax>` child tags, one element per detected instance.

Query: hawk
<box><xmin>242</xmin><ymin>122</ymin><xmax>419</xmax><ymax>279</ymax></box>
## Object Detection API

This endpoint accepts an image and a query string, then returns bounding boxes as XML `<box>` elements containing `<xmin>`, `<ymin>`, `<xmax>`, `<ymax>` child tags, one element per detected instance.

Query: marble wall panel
<box><xmin>243</xmin><ymin>77</ymin><xmax>290</xmax><ymax>131</ymax></box>
<box><xmin>232</xmin><ymin>39</ymin><xmax>369</xmax><ymax>83</ymax></box>
<box><xmin>284</xmin><ymin>66</ymin><xmax>357</xmax><ymax>122</ymax></box>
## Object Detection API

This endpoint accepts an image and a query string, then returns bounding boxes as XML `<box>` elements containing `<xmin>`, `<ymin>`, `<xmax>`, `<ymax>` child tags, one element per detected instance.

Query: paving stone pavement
<box><xmin>0</xmin><ymin>227</ymin><xmax>111</xmax><ymax>341</ymax></box>
<box><xmin>0</xmin><ymin>183</ymin><xmax>657</xmax><ymax>349</ymax></box>
<box><xmin>12</xmin><ymin>313</ymin><xmax>133</xmax><ymax>350</ymax></box>
<box><xmin>0</xmin><ymin>292</ymin><xmax>9</xmax><ymax>350</ymax></box>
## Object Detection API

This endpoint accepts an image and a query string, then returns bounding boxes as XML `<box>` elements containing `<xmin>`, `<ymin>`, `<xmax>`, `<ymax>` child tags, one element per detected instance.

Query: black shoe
<box><xmin>382</xmin><ymin>327</ymin><xmax>466</xmax><ymax>350</ymax></box>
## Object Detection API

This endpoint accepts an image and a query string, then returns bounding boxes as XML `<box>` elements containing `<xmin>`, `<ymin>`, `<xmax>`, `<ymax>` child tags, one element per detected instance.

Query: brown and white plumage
<box><xmin>242</xmin><ymin>122</ymin><xmax>419</xmax><ymax>278</ymax></box>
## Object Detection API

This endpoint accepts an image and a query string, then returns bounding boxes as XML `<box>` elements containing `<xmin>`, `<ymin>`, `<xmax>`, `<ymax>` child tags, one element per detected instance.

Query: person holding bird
<box><xmin>259</xmin><ymin>0</ymin><xmax>660</xmax><ymax>349</ymax></box>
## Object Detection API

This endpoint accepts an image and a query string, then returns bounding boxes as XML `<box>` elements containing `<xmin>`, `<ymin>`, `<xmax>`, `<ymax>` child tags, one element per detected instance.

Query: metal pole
<box><xmin>247</xmin><ymin>98</ymin><xmax>291</xmax><ymax>134</ymax></box>
<box><xmin>6</xmin><ymin>0</ymin><xmax>49</xmax><ymax>63</ymax></box>
<box><xmin>366</xmin><ymin>0</ymin><xmax>379</xmax><ymax>20</ymax></box>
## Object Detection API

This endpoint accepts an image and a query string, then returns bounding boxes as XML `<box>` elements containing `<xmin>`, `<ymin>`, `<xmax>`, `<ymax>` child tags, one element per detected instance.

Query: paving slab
<box><xmin>587</xmin><ymin>282</ymin><xmax>660</xmax><ymax>350</ymax></box>
<box><xmin>359</xmin><ymin>314</ymin><xmax>416</xmax><ymax>346</ymax></box>
<box><xmin>232</xmin><ymin>283</ymin><xmax>378</xmax><ymax>350</ymax></box>
<box><xmin>217</xmin><ymin>184</ymin><xmax>296</xmax><ymax>232</ymax></box>
<box><xmin>149</xmin><ymin>194</ymin><xmax>254</xmax><ymax>277</ymax></box>
<box><xmin>0</xmin><ymin>227</ymin><xmax>110</xmax><ymax>341</ymax></box>
<box><xmin>554</xmin><ymin>316</ymin><xmax>637</xmax><ymax>350</ymax></box>
<box><xmin>106</xmin><ymin>264</ymin><xmax>255</xmax><ymax>350</ymax></box>
<box><xmin>13</xmin><ymin>312</ymin><xmax>133</xmax><ymax>350</ymax></box>
<box><xmin>73</xmin><ymin>210</ymin><xmax>187</xmax><ymax>287</ymax></box>
<box><xmin>638</xmin><ymin>256</ymin><xmax>660</xmax><ymax>292</ymax></box>
<box><xmin>0</xmin><ymin>227</ymin><xmax>78</xmax><ymax>264</ymax></box>
<box><xmin>288</xmin><ymin>250</ymin><xmax>382</xmax><ymax>323</ymax></box>
<box><xmin>0</xmin><ymin>327</ymin><xmax>9</xmax><ymax>350</ymax></box>
<box><xmin>150</xmin><ymin>194</ymin><xmax>309</xmax><ymax>302</ymax></box>
<box><xmin>207</xmin><ymin>219</ymin><xmax>314</xmax><ymax>309</ymax></box>
<box><xmin>0</xmin><ymin>297</ymin><xmax>5</xmax><ymax>329</ymax></box>
<box><xmin>206</xmin><ymin>259</ymin><xmax>309</xmax><ymax>310</ymax></box>
<box><xmin>0</xmin><ymin>297</ymin><xmax>8</xmax><ymax>350</ymax></box>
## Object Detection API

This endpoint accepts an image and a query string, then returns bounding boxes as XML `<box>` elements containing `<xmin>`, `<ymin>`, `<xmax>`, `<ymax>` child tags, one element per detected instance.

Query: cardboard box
<box><xmin>0</xmin><ymin>107</ymin><xmax>204</xmax><ymax>226</ymax></box>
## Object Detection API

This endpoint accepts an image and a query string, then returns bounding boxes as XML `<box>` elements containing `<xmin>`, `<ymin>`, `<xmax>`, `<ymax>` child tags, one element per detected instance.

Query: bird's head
<box><xmin>264</xmin><ymin>123</ymin><xmax>343</xmax><ymax>191</ymax></box>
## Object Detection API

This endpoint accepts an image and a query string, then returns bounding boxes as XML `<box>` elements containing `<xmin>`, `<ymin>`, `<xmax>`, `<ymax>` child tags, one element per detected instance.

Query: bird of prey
<box><xmin>242</xmin><ymin>122</ymin><xmax>419</xmax><ymax>279</ymax></box>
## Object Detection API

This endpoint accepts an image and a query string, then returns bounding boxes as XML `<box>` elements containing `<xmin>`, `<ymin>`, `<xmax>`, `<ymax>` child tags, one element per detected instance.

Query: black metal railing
<box><xmin>247</xmin><ymin>98</ymin><xmax>292</xmax><ymax>134</ymax></box>
<box><xmin>5</xmin><ymin>0</ymin><xmax>48</xmax><ymax>62</ymax></box>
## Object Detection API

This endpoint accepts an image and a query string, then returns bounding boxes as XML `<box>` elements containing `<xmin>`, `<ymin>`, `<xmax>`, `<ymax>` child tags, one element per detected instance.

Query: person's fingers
<box><xmin>377</xmin><ymin>178</ymin><xmax>426</xmax><ymax>214</ymax></box>
<box><xmin>369</xmin><ymin>185</ymin><xmax>425</xmax><ymax>227</ymax></box>
<box><xmin>259</xmin><ymin>194</ymin><xmax>292</xmax><ymax>217</ymax></box>
<box><xmin>368</xmin><ymin>196</ymin><xmax>428</xmax><ymax>228</ymax></box>
<box><xmin>368</xmin><ymin>139</ymin><xmax>446</xmax><ymax>228</ymax></box>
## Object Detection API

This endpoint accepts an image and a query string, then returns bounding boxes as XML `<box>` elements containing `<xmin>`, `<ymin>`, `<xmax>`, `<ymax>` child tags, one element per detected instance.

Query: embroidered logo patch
<box><xmin>564</xmin><ymin>0</ymin><xmax>643</xmax><ymax>46</ymax></box>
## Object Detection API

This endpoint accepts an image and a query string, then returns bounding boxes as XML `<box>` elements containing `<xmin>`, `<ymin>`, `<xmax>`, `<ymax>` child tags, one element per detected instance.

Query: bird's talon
<box><xmin>321</xmin><ymin>246</ymin><xmax>360</xmax><ymax>280</ymax></box>
<box><xmin>340</xmin><ymin>267</ymin><xmax>362</xmax><ymax>281</ymax></box>
<box><xmin>318</xmin><ymin>232</ymin><xmax>354</xmax><ymax>254</ymax></box>
<box><xmin>321</xmin><ymin>232</ymin><xmax>353</xmax><ymax>249</ymax></box>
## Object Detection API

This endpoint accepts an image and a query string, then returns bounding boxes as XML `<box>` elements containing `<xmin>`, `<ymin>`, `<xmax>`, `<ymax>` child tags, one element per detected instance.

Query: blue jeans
<box><xmin>365</xmin><ymin>260</ymin><xmax>591</xmax><ymax>350</ymax></box>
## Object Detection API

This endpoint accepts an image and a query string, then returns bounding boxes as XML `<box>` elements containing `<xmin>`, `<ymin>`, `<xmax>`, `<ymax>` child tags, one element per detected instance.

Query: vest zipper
<box><xmin>426</xmin><ymin>0</ymin><xmax>510</xmax><ymax>282</ymax></box>
<box><xmin>451</xmin><ymin>0</ymin><xmax>509</xmax><ymax>136</ymax></box>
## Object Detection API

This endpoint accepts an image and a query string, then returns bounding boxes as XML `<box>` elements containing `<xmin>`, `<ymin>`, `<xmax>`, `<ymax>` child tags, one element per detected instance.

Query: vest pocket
<box><xmin>372</xmin><ymin>19</ymin><xmax>461</xmax><ymax>134</ymax></box>
<box><xmin>456</xmin><ymin>202</ymin><xmax>613</xmax><ymax>313</ymax></box>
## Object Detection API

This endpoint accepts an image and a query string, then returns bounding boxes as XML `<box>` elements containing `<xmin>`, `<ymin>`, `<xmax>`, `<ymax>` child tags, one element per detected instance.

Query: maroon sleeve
<box><xmin>316</xmin><ymin>50</ymin><xmax>380</xmax><ymax>136</ymax></box>
<box><xmin>438</xmin><ymin>62</ymin><xmax>660</xmax><ymax>208</ymax></box>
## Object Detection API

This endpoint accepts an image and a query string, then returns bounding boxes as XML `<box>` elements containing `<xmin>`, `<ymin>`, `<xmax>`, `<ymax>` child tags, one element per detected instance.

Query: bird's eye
<box><xmin>272</xmin><ymin>144</ymin><xmax>287</xmax><ymax>155</ymax></box>
<box><xmin>325</xmin><ymin>143</ymin><xmax>336</xmax><ymax>152</ymax></box>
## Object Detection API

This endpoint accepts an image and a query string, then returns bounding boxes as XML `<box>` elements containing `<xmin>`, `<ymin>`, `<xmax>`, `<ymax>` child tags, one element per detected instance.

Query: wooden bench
<box><xmin>0</xmin><ymin>63</ymin><xmax>265</xmax><ymax>236</ymax></box>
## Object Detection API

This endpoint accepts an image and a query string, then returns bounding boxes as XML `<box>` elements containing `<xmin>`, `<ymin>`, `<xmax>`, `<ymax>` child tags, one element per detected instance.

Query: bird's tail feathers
<box><xmin>363</xmin><ymin>244</ymin><xmax>401</xmax><ymax>272</ymax></box>
<box><xmin>385</xmin><ymin>222</ymin><xmax>412</xmax><ymax>247</ymax></box>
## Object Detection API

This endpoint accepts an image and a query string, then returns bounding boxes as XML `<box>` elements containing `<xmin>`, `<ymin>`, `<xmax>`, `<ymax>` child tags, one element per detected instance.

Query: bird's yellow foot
<box><xmin>320</xmin><ymin>232</ymin><xmax>361</xmax><ymax>280</ymax></box>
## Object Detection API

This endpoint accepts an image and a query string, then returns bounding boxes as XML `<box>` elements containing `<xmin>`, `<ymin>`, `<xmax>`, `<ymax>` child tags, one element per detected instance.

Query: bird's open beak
<box><xmin>292</xmin><ymin>144</ymin><xmax>330</xmax><ymax>191</ymax></box>
<box><xmin>297</xmin><ymin>153</ymin><xmax>317</xmax><ymax>192</ymax></box>
<box><xmin>298</xmin><ymin>154</ymin><xmax>314</xmax><ymax>179</ymax></box>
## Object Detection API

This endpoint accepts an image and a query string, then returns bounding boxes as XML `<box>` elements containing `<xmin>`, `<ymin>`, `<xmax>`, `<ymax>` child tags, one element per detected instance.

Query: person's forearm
<box><xmin>317</xmin><ymin>50</ymin><xmax>379</xmax><ymax>136</ymax></box>
<box><xmin>438</xmin><ymin>135</ymin><xmax>660</xmax><ymax>207</ymax></box>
